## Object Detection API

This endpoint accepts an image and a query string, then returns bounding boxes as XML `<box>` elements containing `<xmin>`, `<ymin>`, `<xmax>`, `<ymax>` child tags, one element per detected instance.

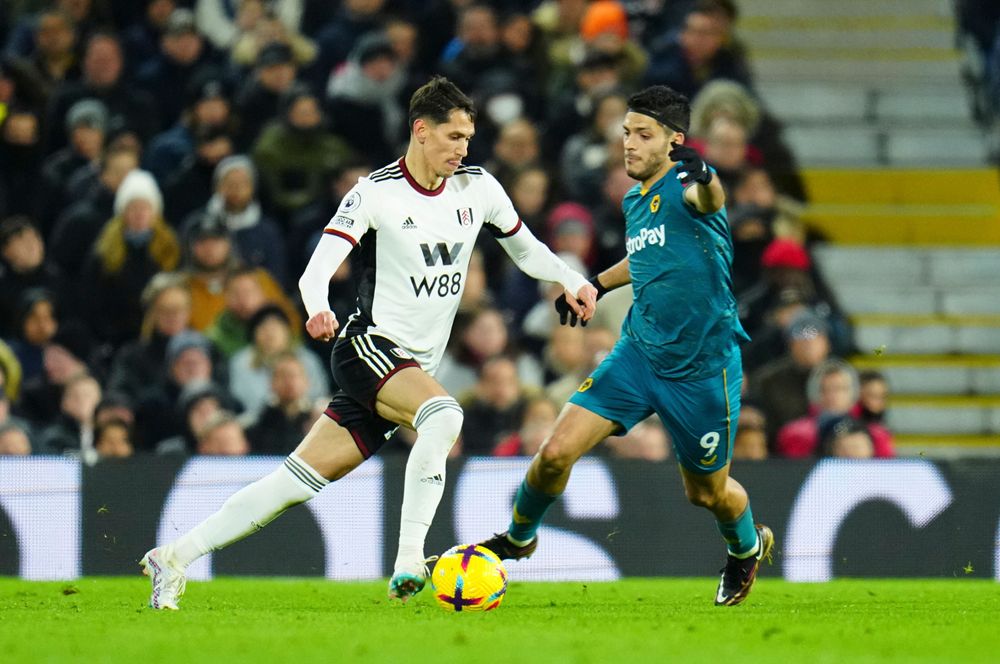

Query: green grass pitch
<box><xmin>2</xmin><ymin>577</ymin><xmax>997</xmax><ymax>663</ymax></box>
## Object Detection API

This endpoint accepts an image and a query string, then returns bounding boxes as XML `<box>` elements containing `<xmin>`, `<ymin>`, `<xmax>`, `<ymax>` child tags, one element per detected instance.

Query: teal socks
<box><xmin>507</xmin><ymin>480</ymin><xmax>558</xmax><ymax>543</ymax></box>
<box><xmin>717</xmin><ymin>504</ymin><xmax>759</xmax><ymax>558</ymax></box>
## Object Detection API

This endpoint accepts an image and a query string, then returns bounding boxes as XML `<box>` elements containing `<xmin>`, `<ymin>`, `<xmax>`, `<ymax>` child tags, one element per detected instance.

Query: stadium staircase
<box><xmin>739</xmin><ymin>0</ymin><xmax>1000</xmax><ymax>457</ymax></box>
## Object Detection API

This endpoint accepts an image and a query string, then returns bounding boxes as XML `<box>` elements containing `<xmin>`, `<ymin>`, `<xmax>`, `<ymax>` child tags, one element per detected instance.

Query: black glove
<box><xmin>553</xmin><ymin>276</ymin><xmax>608</xmax><ymax>327</ymax></box>
<box><xmin>669</xmin><ymin>141</ymin><xmax>712</xmax><ymax>186</ymax></box>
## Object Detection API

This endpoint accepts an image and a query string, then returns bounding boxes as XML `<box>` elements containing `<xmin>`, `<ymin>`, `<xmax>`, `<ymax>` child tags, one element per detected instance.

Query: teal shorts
<box><xmin>569</xmin><ymin>335</ymin><xmax>742</xmax><ymax>474</ymax></box>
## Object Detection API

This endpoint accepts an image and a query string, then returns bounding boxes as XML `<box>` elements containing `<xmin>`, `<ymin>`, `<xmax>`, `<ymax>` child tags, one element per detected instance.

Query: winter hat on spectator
<box><xmin>212</xmin><ymin>154</ymin><xmax>257</xmax><ymax>188</ymax></box>
<box><xmin>353</xmin><ymin>33</ymin><xmax>397</xmax><ymax>65</ymax></box>
<box><xmin>114</xmin><ymin>169</ymin><xmax>163</xmax><ymax>218</ymax></box>
<box><xmin>166</xmin><ymin>330</ymin><xmax>213</xmax><ymax>366</ymax></box>
<box><xmin>785</xmin><ymin>310</ymin><xmax>829</xmax><ymax>343</ymax></box>
<box><xmin>761</xmin><ymin>238</ymin><xmax>811</xmax><ymax>271</ymax></box>
<box><xmin>177</xmin><ymin>379</ymin><xmax>227</xmax><ymax>417</ymax></box>
<box><xmin>188</xmin><ymin>210</ymin><xmax>230</xmax><ymax>241</ymax></box>
<box><xmin>546</xmin><ymin>202</ymin><xmax>595</xmax><ymax>241</ymax></box>
<box><xmin>186</xmin><ymin>69</ymin><xmax>232</xmax><ymax>108</ymax></box>
<box><xmin>65</xmin><ymin>98</ymin><xmax>108</xmax><ymax>134</ymax></box>
<box><xmin>580</xmin><ymin>1</ymin><xmax>629</xmax><ymax>41</ymax></box>
<box><xmin>257</xmin><ymin>42</ymin><xmax>294</xmax><ymax>68</ymax></box>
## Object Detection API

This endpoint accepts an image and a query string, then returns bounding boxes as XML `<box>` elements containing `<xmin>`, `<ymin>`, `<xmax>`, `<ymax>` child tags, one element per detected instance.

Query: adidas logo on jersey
<box><xmin>402</xmin><ymin>217</ymin><xmax>417</xmax><ymax>230</ymax></box>
<box><xmin>421</xmin><ymin>473</ymin><xmax>444</xmax><ymax>486</ymax></box>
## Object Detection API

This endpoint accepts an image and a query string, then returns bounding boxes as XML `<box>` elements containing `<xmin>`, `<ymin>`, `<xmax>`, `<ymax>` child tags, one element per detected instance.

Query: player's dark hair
<box><xmin>408</xmin><ymin>76</ymin><xmax>476</xmax><ymax>129</ymax></box>
<box><xmin>627</xmin><ymin>86</ymin><xmax>691</xmax><ymax>134</ymax></box>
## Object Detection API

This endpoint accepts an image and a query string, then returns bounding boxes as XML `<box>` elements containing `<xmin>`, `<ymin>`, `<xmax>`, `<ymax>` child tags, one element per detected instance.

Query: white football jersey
<box><xmin>320</xmin><ymin>158</ymin><xmax>522</xmax><ymax>375</ymax></box>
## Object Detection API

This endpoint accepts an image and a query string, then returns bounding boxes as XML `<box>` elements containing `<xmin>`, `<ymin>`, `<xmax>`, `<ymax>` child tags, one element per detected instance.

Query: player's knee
<box><xmin>537</xmin><ymin>436</ymin><xmax>575</xmax><ymax>476</ymax></box>
<box><xmin>414</xmin><ymin>396</ymin><xmax>463</xmax><ymax>452</ymax></box>
<box><xmin>684</xmin><ymin>483</ymin><xmax>722</xmax><ymax>509</ymax></box>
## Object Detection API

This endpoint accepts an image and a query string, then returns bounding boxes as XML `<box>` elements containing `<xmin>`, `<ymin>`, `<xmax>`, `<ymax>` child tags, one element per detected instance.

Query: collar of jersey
<box><xmin>638</xmin><ymin>165</ymin><xmax>676</xmax><ymax>196</ymax></box>
<box><xmin>399</xmin><ymin>157</ymin><xmax>447</xmax><ymax>197</ymax></box>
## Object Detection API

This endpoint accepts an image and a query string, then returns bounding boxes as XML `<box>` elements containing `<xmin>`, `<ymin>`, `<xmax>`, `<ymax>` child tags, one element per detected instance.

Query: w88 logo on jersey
<box><xmin>410</xmin><ymin>272</ymin><xmax>463</xmax><ymax>297</ymax></box>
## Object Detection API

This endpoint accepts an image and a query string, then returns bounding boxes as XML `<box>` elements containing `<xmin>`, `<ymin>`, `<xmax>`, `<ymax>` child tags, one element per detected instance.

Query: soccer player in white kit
<box><xmin>140</xmin><ymin>77</ymin><xmax>598</xmax><ymax>609</ymax></box>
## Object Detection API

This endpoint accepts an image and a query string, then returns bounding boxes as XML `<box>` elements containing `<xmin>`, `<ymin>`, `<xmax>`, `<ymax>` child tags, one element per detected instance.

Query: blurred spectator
<box><xmin>16</xmin><ymin>325</ymin><xmax>92</xmax><ymax>425</ymax></box>
<box><xmin>154</xmin><ymin>379</ymin><xmax>229</xmax><ymax>454</ymax></box>
<box><xmin>458</xmin><ymin>248</ymin><xmax>493</xmax><ymax>313</ymax></box>
<box><xmin>47</xmin><ymin>32</ymin><xmax>159</xmax><ymax>152</ymax></box>
<box><xmin>253</xmin><ymin>84</ymin><xmax>353</xmax><ymax>223</ymax></box>
<box><xmin>93</xmin><ymin>390</ymin><xmax>134</xmax><ymax>429</ymax></box>
<box><xmin>545</xmin><ymin>324</ymin><xmax>616</xmax><ymax>406</ymax></box>
<box><xmin>460</xmin><ymin>355</ymin><xmax>530</xmax><ymax>456</ymax></box>
<box><xmin>179</xmin><ymin>210</ymin><xmax>239</xmax><ymax>329</ymax></box>
<box><xmin>8</xmin><ymin>0</ymin><xmax>113</xmax><ymax>56</ymax></box>
<box><xmin>186</xmin><ymin>155</ymin><xmax>287</xmax><ymax>285</ymax></box>
<box><xmin>205</xmin><ymin>266</ymin><xmax>299</xmax><ymax>356</ymax></box>
<box><xmin>195</xmin><ymin>408</ymin><xmax>249</xmax><ymax>455</ymax></box>
<box><xmin>136</xmin><ymin>329</ymin><xmax>232</xmax><ymax>445</ymax></box>
<box><xmin>38</xmin><ymin>98</ymin><xmax>106</xmax><ymax>234</ymax></box>
<box><xmin>485</xmin><ymin>117</ymin><xmax>541</xmax><ymax>190</ymax></box>
<box><xmin>227</xmin><ymin>304</ymin><xmax>328</xmax><ymax>416</ymax></box>
<box><xmin>576</xmin><ymin>0</ymin><xmax>647</xmax><ymax>88</ymax></box>
<box><xmin>311</xmin><ymin>0</ymin><xmax>387</xmax><ymax>88</ymax></box>
<box><xmin>5</xmin><ymin>287</ymin><xmax>59</xmax><ymax>383</ymax></box>
<box><xmin>750</xmin><ymin>310</ymin><xmax>832</xmax><ymax>445</ymax></box>
<box><xmin>590</xmin><ymin>162</ymin><xmax>631</xmax><ymax>271</ymax></box>
<box><xmin>508</xmin><ymin>165</ymin><xmax>551</xmax><ymax>237</ymax></box>
<box><xmin>136</xmin><ymin>8</ymin><xmax>220</xmax><ymax>128</ymax></box>
<box><xmin>545</xmin><ymin>201</ymin><xmax>596</xmax><ymax>271</ymax></box>
<box><xmin>821</xmin><ymin>416</ymin><xmax>875</xmax><ymax>459</ymax></box>
<box><xmin>545</xmin><ymin>47</ymin><xmax>623</xmax><ymax>158</ymax></box>
<box><xmin>689</xmin><ymin>80</ymin><xmax>805</xmax><ymax>200</ymax></box>
<box><xmin>740</xmin><ymin>237</ymin><xmax>854</xmax><ymax>357</ymax></box>
<box><xmin>38</xmin><ymin>371</ymin><xmax>101</xmax><ymax>461</ymax></box>
<box><xmin>22</xmin><ymin>8</ymin><xmax>80</xmax><ymax>93</ymax></box>
<box><xmin>49</xmin><ymin>143</ymin><xmax>138</xmax><ymax>276</ymax></box>
<box><xmin>0</xmin><ymin>217</ymin><xmax>66</xmax><ymax>338</ymax></box>
<box><xmin>196</xmin><ymin>0</ymin><xmax>305</xmax><ymax>52</ymax></box>
<box><xmin>541</xmin><ymin>323</ymin><xmax>587</xmax><ymax>386</ymax></box>
<box><xmin>84</xmin><ymin>169</ymin><xmax>180</xmax><ymax>343</ymax></box>
<box><xmin>0</xmin><ymin>104</ymin><xmax>43</xmax><ymax>216</ymax></box>
<box><xmin>106</xmin><ymin>272</ymin><xmax>191</xmax><ymax>426</ymax></box>
<box><xmin>234</xmin><ymin>41</ymin><xmax>297</xmax><ymax>146</ymax></box>
<box><xmin>438</xmin><ymin>306</ymin><xmax>543</xmax><ymax>396</ymax></box>
<box><xmin>740</xmin><ymin>285</ymin><xmax>808</xmax><ymax>373</ymax></box>
<box><xmin>0</xmin><ymin>421</ymin><xmax>32</xmax><ymax>455</ymax></box>
<box><xmin>701</xmin><ymin>116</ymin><xmax>749</xmax><ymax>195</ymax></box>
<box><xmin>733</xmin><ymin>403</ymin><xmax>768</xmax><ymax>460</ymax></box>
<box><xmin>121</xmin><ymin>0</ymin><xmax>176</xmax><ymax>70</ymax></box>
<box><xmin>776</xmin><ymin>359</ymin><xmax>895</xmax><ymax>459</ymax></box>
<box><xmin>492</xmin><ymin>395</ymin><xmax>558</xmax><ymax>457</ymax></box>
<box><xmin>560</xmin><ymin>88</ymin><xmax>627</xmax><ymax>206</ymax></box>
<box><xmin>326</xmin><ymin>32</ymin><xmax>405</xmax><ymax>167</ymax></box>
<box><xmin>246</xmin><ymin>351</ymin><xmax>313</xmax><ymax>454</ymax></box>
<box><xmin>603</xmin><ymin>415</ymin><xmax>670</xmax><ymax>461</ymax></box>
<box><xmin>144</xmin><ymin>68</ymin><xmax>234</xmax><ymax>184</ymax></box>
<box><xmin>93</xmin><ymin>416</ymin><xmax>133</xmax><ymax>458</ymax></box>
<box><xmin>643</xmin><ymin>0</ymin><xmax>752</xmax><ymax>98</ymax></box>
<box><xmin>855</xmin><ymin>369</ymin><xmax>890</xmax><ymax>425</ymax></box>
<box><xmin>163</xmin><ymin>124</ymin><xmax>236</xmax><ymax>223</ymax></box>
<box><xmin>229</xmin><ymin>0</ymin><xmax>316</xmax><ymax>69</ymax></box>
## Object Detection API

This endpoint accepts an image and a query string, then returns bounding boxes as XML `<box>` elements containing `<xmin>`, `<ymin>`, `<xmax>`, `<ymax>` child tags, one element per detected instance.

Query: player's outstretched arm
<box><xmin>298</xmin><ymin>234</ymin><xmax>354</xmax><ymax>341</ymax></box>
<box><xmin>495</xmin><ymin>223</ymin><xmax>592</xmax><ymax>310</ymax></box>
<box><xmin>670</xmin><ymin>141</ymin><xmax>726</xmax><ymax>214</ymax></box>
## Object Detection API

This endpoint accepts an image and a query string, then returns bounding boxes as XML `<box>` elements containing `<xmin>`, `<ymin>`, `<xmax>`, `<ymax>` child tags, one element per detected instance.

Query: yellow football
<box><xmin>431</xmin><ymin>544</ymin><xmax>508</xmax><ymax>612</ymax></box>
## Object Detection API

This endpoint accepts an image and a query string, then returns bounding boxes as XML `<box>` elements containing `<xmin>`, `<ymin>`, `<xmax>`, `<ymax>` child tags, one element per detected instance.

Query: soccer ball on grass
<box><xmin>431</xmin><ymin>544</ymin><xmax>507</xmax><ymax>612</ymax></box>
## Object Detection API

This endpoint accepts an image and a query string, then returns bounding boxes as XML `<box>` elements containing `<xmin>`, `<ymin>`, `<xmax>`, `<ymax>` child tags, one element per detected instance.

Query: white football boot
<box><xmin>387</xmin><ymin>556</ymin><xmax>438</xmax><ymax>603</ymax></box>
<box><xmin>140</xmin><ymin>547</ymin><xmax>187</xmax><ymax>610</ymax></box>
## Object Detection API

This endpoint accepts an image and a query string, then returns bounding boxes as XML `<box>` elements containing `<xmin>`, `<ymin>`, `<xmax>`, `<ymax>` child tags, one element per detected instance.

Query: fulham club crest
<box><xmin>456</xmin><ymin>207</ymin><xmax>474</xmax><ymax>227</ymax></box>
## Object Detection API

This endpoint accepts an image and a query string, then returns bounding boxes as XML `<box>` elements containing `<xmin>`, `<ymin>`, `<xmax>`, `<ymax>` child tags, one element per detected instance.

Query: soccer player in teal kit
<box><xmin>481</xmin><ymin>86</ymin><xmax>774</xmax><ymax>605</ymax></box>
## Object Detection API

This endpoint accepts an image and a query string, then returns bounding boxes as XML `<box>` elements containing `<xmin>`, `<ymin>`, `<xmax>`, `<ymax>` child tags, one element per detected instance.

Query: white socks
<box><xmin>394</xmin><ymin>397</ymin><xmax>463</xmax><ymax>572</ymax></box>
<box><xmin>167</xmin><ymin>454</ymin><xmax>328</xmax><ymax>568</ymax></box>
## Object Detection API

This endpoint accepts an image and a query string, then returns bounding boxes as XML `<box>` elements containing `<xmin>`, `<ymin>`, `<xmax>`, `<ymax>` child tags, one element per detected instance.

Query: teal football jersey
<box><xmin>620</xmin><ymin>165</ymin><xmax>750</xmax><ymax>380</ymax></box>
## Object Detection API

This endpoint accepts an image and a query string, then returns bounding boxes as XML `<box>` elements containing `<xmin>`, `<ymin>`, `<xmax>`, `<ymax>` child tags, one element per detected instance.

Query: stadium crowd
<box><xmin>0</xmin><ymin>0</ymin><xmax>895</xmax><ymax>463</ymax></box>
